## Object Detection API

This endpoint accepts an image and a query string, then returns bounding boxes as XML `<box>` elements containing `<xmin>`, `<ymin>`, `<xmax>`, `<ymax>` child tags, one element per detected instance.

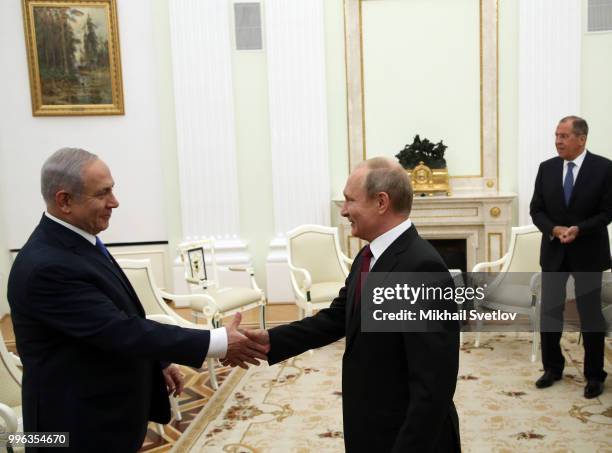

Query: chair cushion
<box><xmin>191</xmin><ymin>287</ymin><xmax>263</xmax><ymax>312</ymax></box>
<box><xmin>308</xmin><ymin>281</ymin><xmax>344</xmax><ymax>303</ymax></box>
<box><xmin>481</xmin><ymin>283</ymin><xmax>535</xmax><ymax>313</ymax></box>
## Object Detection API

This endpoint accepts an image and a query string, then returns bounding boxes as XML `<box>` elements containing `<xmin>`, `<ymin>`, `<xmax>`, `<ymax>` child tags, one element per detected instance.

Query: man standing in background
<box><xmin>530</xmin><ymin>116</ymin><xmax>612</xmax><ymax>398</ymax></box>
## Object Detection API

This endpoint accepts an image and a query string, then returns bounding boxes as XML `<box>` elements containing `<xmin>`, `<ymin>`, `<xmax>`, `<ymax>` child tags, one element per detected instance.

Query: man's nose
<box><xmin>109</xmin><ymin>194</ymin><xmax>119</xmax><ymax>208</ymax></box>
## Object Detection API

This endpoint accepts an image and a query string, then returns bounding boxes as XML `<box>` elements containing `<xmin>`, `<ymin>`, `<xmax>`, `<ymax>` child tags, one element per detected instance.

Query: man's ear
<box><xmin>376</xmin><ymin>192</ymin><xmax>391</xmax><ymax>214</ymax></box>
<box><xmin>55</xmin><ymin>191</ymin><xmax>72</xmax><ymax>214</ymax></box>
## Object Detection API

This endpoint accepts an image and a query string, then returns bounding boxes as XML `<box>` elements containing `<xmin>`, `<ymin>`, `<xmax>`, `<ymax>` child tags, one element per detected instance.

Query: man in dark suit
<box><xmin>232</xmin><ymin>157</ymin><xmax>460</xmax><ymax>452</ymax></box>
<box><xmin>530</xmin><ymin>116</ymin><xmax>612</xmax><ymax>399</ymax></box>
<box><xmin>8</xmin><ymin>148</ymin><xmax>268</xmax><ymax>452</ymax></box>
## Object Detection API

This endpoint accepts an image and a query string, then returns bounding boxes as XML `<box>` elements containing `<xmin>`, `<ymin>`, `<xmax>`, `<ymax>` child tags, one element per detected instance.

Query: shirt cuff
<box><xmin>206</xmin><ymin>327</ymin><xmax>228</xmax><ymax>359</ymax></box>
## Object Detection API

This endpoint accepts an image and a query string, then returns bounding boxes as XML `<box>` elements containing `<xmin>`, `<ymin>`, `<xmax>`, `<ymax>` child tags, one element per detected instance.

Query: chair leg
<box><xmin>170</xmin><ymin>395</ymin><xmax>182</xmax><ymax>421</ymax></box>
<box><xmin>474</xmin><ymin>318</ymin><xmax>483</xmax><ymax>347</ymax></box>
<box><xmin>192</xmin><ymin>310</ymin><xmax>202</xmax><ymax>324</ymax></box>
<box><xmin>531</xmin><ymin>329</ymin><xmax>538</xmax><ymax>363</ymax></box>
<box><xmin>531</xmin><ymin>308</ymin><xmax>539</xmax><ymax>363</ymax></box>
<box><xmin>259</xmin><ymin>304</ymin><xmax>266</xmax><ymax>329</ymax></box>
<box><xmin>208</xmin><ymin>358</ymin><xmax>219</xmax><ymax>390</ymax></box>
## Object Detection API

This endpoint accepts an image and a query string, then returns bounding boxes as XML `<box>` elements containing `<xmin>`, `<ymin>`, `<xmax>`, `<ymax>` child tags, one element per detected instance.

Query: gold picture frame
<box><xmin>22</xmin><ymin>0</ymin><xmax>124</xmax><ymax>116</ymax></box>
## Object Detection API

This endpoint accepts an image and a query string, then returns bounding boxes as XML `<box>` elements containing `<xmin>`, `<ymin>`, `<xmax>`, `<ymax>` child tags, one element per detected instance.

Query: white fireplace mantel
<box><xmin>332</xmin><ymin>192</ymin><xmax>516</xmax><ymax>271</ymax></box>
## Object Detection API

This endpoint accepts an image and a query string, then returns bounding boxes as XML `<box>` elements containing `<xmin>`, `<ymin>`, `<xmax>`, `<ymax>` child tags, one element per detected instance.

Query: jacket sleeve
<box><xmin>24</xmin><ymin>263</ymin><xmax>210</xmax><ymax>368</ymax></box>
<box><xmin>267</xmin><ymin>251</ymin><xmax>363</xmax><ymax>364</ymax></box>
<box><xmin>576</xmin><ymin>161</ymin><xmax>612</xmax><ymax>236</ymax></box>
<box><xmin>268</xmin><ymin>282</ymin><xmax>348</xmax><ymax>364</ymax></box>
<box><xmin>530</xmin><ymin>162</ymin><xmax>556</xmax><ymax>237</ymax></box>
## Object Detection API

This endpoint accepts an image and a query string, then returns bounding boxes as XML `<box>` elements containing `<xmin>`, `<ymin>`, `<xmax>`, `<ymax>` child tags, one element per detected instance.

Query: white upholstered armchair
<box><xmin>286</xmin><ymin>225</ymin><xmax>353</xmax><ymax>319</ymax></box>
<box><xmin>118</xmin><ymin>259</ymin><xmax>221</xmax><ymax>390</ymax></box>
<box><xmin>0</xmin><ymin>329</ymin><xmax>23</xmax><ymax>452</ymax></box>
<box><xmin>178</xmin><ymin>239</ymin><xmax>267</xmax><ymax>330</ymax></box>
<box><xmin>471</xmin><ymin>224</ymin><xmax>542</xmax><ymax>361</ymax></box>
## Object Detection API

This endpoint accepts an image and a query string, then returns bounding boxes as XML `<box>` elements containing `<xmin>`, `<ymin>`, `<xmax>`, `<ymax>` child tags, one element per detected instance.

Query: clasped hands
<box><xmin>161</xmin><ymin>313</ymin><xmax>269</xmax><ymax>397</ymax></box>
<box><xmin>221</xmin><ymin>312</ymin><xmax>270</xmax><ymax>369</ymax></box>
<box><xmin>552</xmin><ymin>225</ymin><xmax>579</xmax><ymax>244</ymax></box>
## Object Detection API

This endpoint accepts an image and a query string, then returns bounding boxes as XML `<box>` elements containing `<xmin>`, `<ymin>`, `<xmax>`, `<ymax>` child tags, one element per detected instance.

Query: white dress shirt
<box><xmin>562</xmin><ymin>149</ymin><xmax>586</xmax><ymax>186</ymax></box>
<box><xmin>44</xmin><ymin>211</ymin><xmax>228</xmax><ymax>359</ymax></box>
<box><xmin>45</xmin><ymin>211</ymin><xmax>96</xmax><ymax>245</ymax></box>
<box><xmin>367</xmin><ymin>217</ymin><xmax>413</xmax><ymax>270</ymax></box>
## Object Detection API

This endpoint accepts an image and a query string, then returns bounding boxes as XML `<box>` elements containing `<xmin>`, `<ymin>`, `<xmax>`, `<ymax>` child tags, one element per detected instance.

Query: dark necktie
<box><xmin>353</xmin><ymin>245</ymin><xmax>373</xmax><ymax>314</ymax></box>
<box><xmin>563</xmin><ymin>161</ymin><xmax>576</xmax><ymax>206</ymax></box>
<box><xmin>95</xmin><ymin>236</ymin><xmax>112</xmax><ymax>262</ymax></box>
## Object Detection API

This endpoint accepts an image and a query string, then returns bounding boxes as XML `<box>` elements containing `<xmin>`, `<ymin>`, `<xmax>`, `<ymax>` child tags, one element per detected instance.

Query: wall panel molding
<box><xmin>169</xmin><ymin>0</ymin><xmax>250</xmax><ymax>264</ymax></box>
<box><xmin>517</xmin><ymin>0</ymin><xmax>581</xmax><ymax>225</ymax></box>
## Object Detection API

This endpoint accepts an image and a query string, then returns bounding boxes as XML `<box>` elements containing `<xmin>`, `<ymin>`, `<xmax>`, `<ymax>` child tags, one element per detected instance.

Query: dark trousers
<box><xmin>539</xmin><ymin>262</ymin><xmax>607</xmax><ymax>382</ymax></box>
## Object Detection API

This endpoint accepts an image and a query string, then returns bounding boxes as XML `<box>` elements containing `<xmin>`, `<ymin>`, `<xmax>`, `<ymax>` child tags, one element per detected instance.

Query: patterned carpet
<box><xmin>139</xmin><ymin>362</ymin><xmax>235</xmax><ymax>453</ymax></box>
<box><xmin>162</xmin><ymin>333</ymin><xmax>612</xmax><ymax>453</ymax></box>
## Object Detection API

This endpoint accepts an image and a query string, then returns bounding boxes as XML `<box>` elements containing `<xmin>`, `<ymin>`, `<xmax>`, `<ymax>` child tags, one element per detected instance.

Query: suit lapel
<box><xmin>77</xmin><ymin>245</ymin><xmax>145</xmax><ymax>316</ymax></box>
<box><xmin>40</xmin><ymin>215</ymin><xmax>145</xmax><ymax>316</ymax></box>
<box><xmin>552</xmin><ymin>157</ymin><xmax>566</xmax><ymax>208</ymax></box>
<box><xmin>344</xmin><ymin>251</ymin><xmax>364</xmax><ymax>342</ymax></box>
<box><xmin>567</xmin><ymin>151</ymin><xmax>591</xmax><ymax>207</ymax></box>
<box><xmin>345</xmin><ymin>226</ymin><xmax>415</xmax><ymax>351</ymax></box>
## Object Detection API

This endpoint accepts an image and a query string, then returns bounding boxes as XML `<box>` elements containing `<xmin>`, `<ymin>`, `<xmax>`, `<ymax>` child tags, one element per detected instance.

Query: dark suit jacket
<box><xmin>530</xmin><ymin>151</ymin><xmax>612</xmax><ymax>271</ymax></box>
<box><xmin>268</xmin><ymin>225</ymin><xmax>460</xmax><ymax>453</ymax></box>
<box><xmin>8</xmin><ymin>215</ymin><xmax>211</xmax><ymax>452</ymax></box>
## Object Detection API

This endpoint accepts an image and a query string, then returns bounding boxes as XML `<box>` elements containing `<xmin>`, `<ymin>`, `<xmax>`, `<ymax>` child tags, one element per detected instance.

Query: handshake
<box><xmin>222</xmin><ymin>312</ymin><xmax>270</xmax><ymax>369</ymax></box>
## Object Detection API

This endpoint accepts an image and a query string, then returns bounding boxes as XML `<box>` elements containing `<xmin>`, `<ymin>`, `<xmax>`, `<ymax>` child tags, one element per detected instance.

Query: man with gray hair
<box><xmin>235</xmin><ymin>157</ymin><xmax>461</xmax><ymax>452</ymax></box>
<box><xmin>530</xmin><ymin>116</ymin><xmax>611</xmax><ymax>398</ymax></box>
<box><xmin>8</xmin><ymin>148</ymin><xmax>268</xmax><ymax>452</ymax></box>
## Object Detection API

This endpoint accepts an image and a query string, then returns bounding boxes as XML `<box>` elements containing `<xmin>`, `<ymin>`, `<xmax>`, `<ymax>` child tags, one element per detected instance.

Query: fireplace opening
<box><xmin>427</xmin><ymin>239</ymin><xmax>467</xmax><ymax>272</ymax></box>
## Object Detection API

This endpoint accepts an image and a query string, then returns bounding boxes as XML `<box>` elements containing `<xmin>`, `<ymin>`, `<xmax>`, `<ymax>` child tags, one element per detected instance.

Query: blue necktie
<box><xmin>95</xmin><ymin>236</ymin><xmax>112</xmax><ymax>261</ymax></box>
<box><xmin>563</xmin><ymin>162</ymin><xmax>575</xmax><ymax>206</ymax></box>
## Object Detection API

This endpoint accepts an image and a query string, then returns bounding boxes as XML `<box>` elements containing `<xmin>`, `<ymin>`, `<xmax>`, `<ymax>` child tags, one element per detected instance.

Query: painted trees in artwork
<box><xmin>32</xmin><ymin>7</ymin><xmax>112</xmax><ymax>104</ymax></box>
<box><xmin>34</xmin><ymin>8</ymin><xmax>81</xmax><ymax>80</ymax></box>
<box><xmin>81</xmin><ymin>15</ymin><xmax>109</xmax><ymax>70</ymax></box>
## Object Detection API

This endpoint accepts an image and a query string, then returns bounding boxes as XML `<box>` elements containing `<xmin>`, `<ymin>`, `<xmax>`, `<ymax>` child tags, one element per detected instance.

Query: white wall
<box><xmin>0</xmin><ymin>0</ymin><xmax>175</xmax><ymax>313</ymax></box>
<box><xmin>0</xmin><ymin>215</ymin><xmax>10</xmax><ymax>315</ymax></box>
<box><xmin>325</xmin><ymin>0</ymin><xmax>349</xmax><ymax>199</ymax></box>
<box><xmin>581</xmin><ymin>0</ymin><xmax>612</xmax><ymax>161</ymax></box>
<box><xmin>361</xmin><ymin>0</ymin><xmax>481</xmax><ymax>176</ymax></box>
<box><xmin>0</xmin><ymin>0</ymin><xmax>168</xmax><ymax>250</ymax></box>
<box><xmin>231</xmin><ymin>7</ymin><xmax>275</xmax><ymax>292</ymax></box>
<box><xmin>498</xmin><ymin>0</ymin><xmax>519</xmax><ymax>225</ymax></box>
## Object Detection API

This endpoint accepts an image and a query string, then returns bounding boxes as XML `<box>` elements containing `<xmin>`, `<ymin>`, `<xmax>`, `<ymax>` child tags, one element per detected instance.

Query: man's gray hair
<box><xmin>41</xmin><ymin>147</ymin><xmax>98</xmax><ymax>204</ymax></box>
<box><xmin>560</xmin><ymin>115</ymin><xmax>589</xmax><ymax>137</ymax></box>
<box><xmin>360</xmin><ymin>157</ymin><xmax>413</xmax><ymax>215</ymax></box>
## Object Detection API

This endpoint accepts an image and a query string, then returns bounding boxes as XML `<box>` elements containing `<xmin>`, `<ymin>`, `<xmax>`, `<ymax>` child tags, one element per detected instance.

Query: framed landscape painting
<box><xmin>22</xmin><ymin>0</ymin><xmax>124</xmax><ymax>116</ymax></box>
